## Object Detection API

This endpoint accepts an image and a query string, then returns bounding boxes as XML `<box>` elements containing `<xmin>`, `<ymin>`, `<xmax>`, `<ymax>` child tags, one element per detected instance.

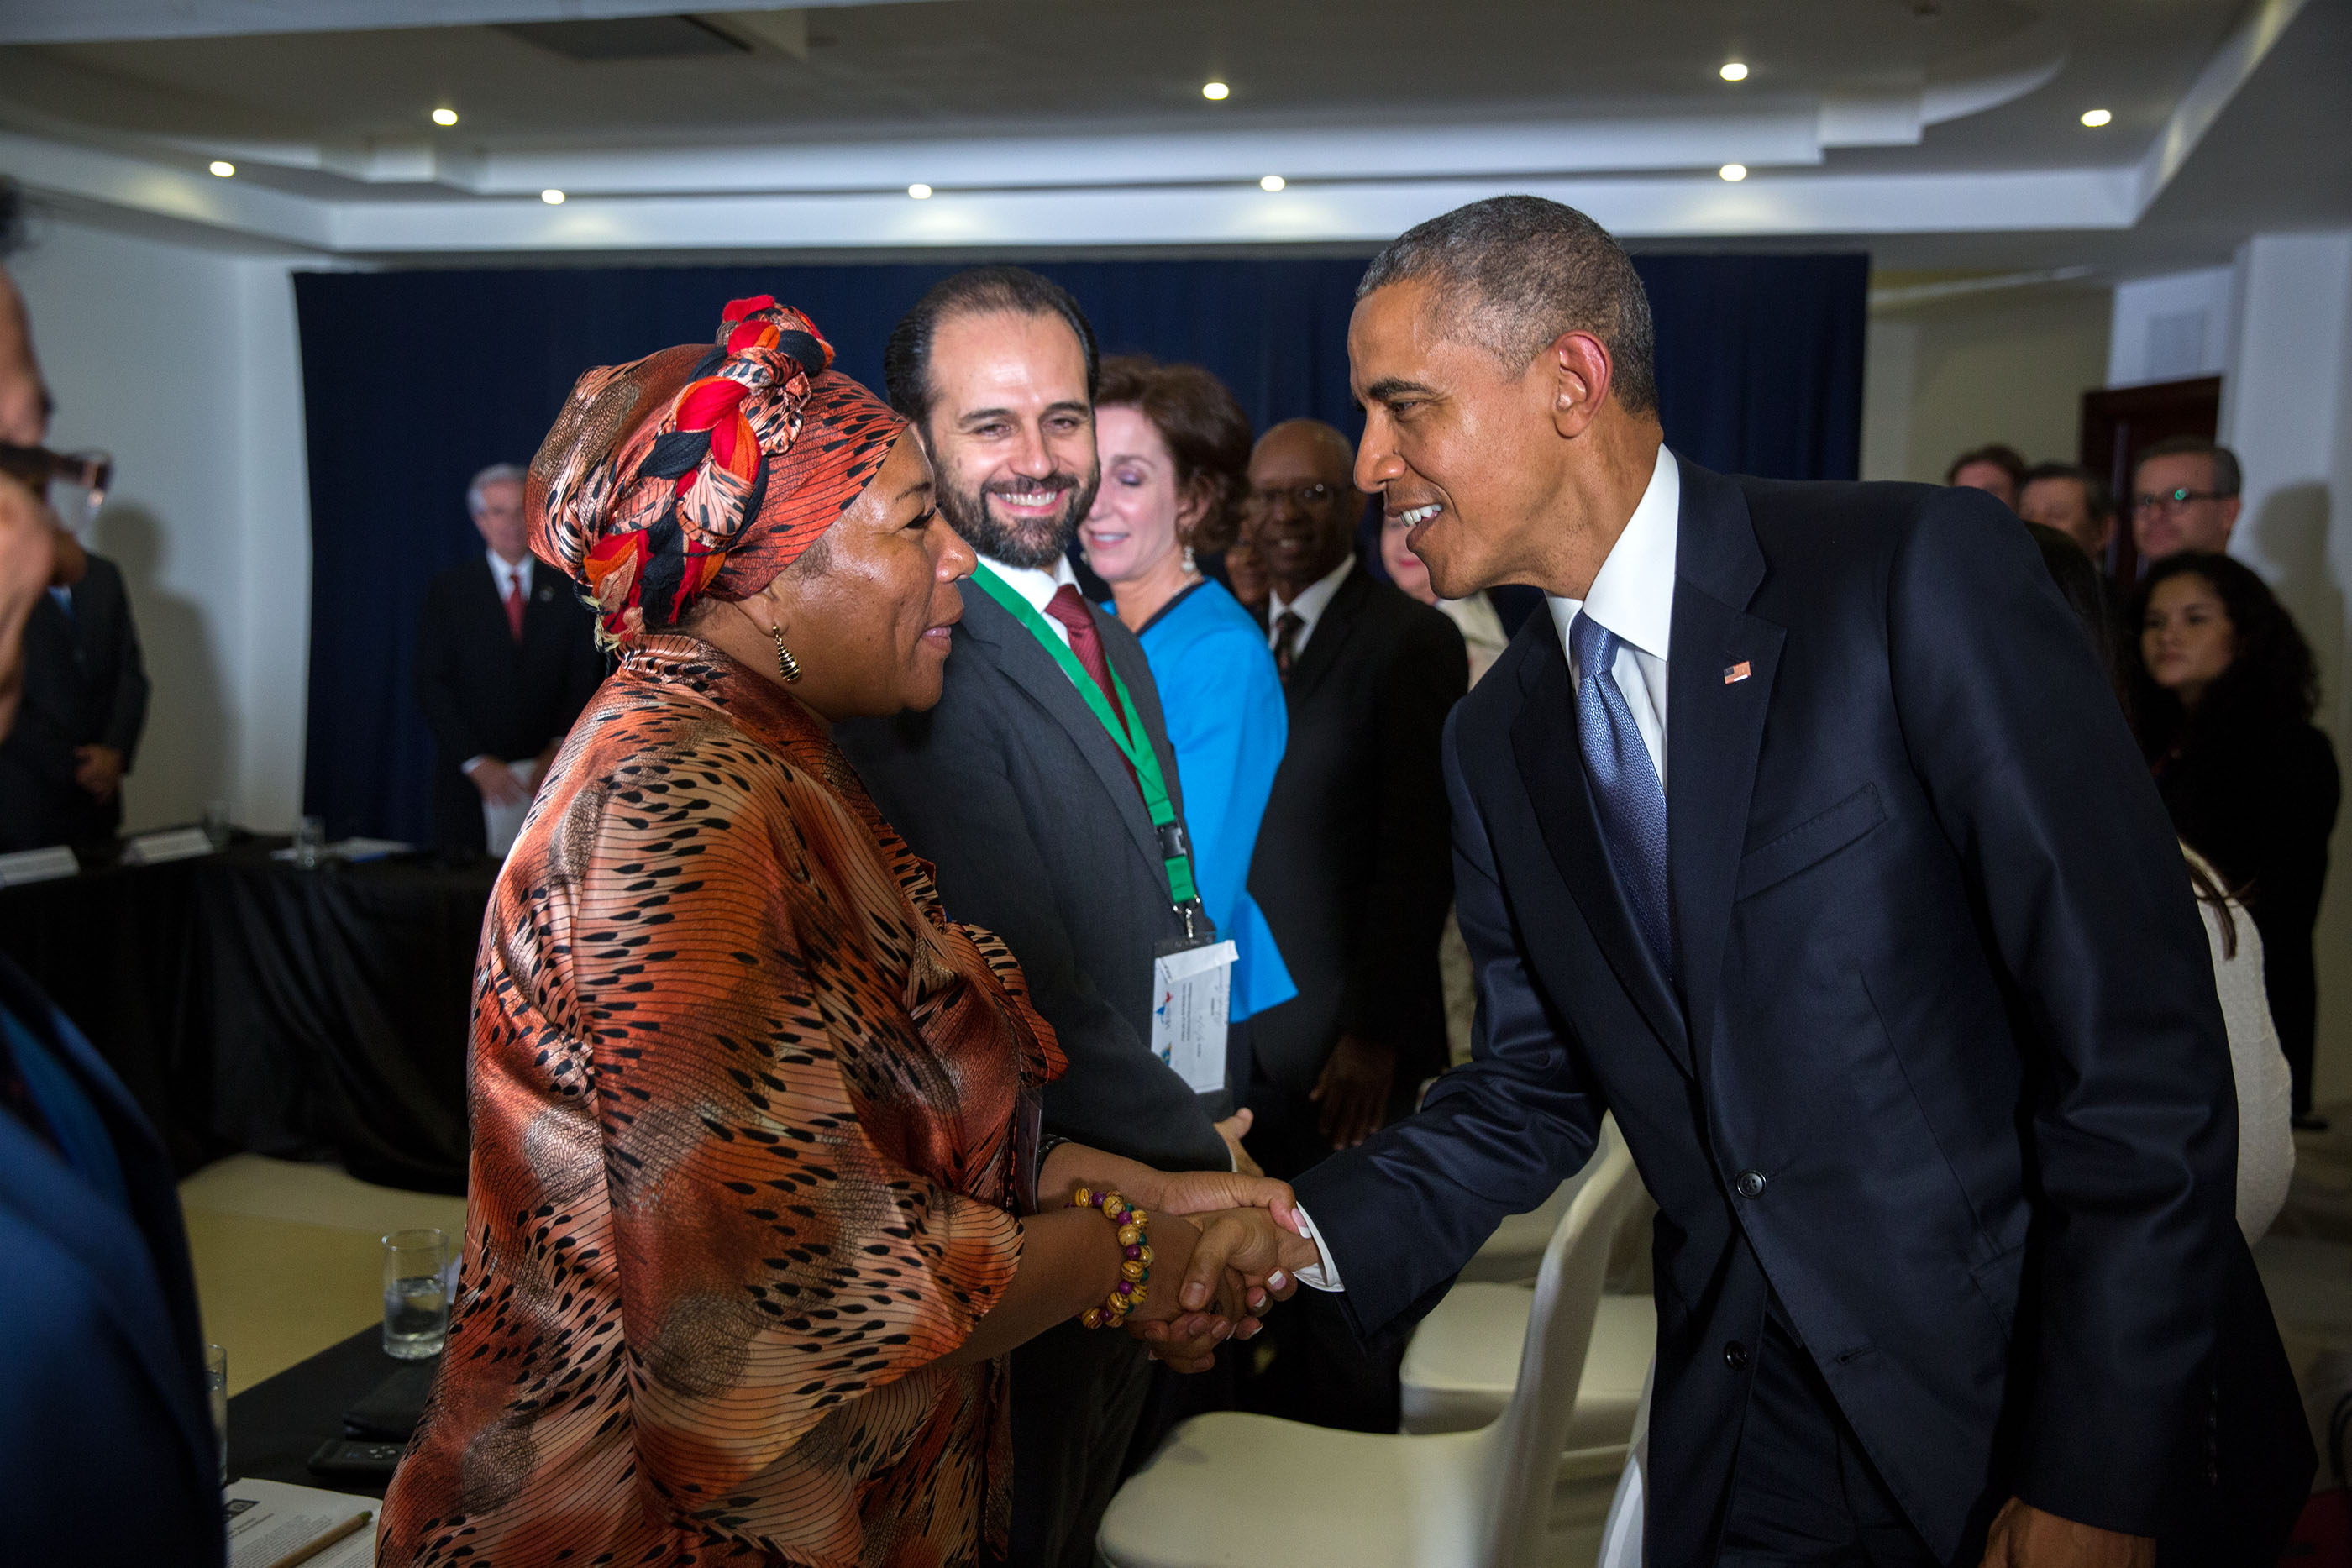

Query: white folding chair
<box><xmin>1097</xmin><ymin>1131</ymin><xmax>1644</xmax><ymax>1568</ymax></box>
<box><xmin>1400</xmin><ymin>1120</ymin><xmax>1653</xmax><ymax>1445</ymax></box>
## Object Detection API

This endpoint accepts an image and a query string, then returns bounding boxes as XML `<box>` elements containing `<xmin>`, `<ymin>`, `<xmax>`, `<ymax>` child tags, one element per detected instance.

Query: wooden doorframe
<box><xmin>2079</xmin><ymin>375</ymin><xmax>2223</xmax><ymax>585</ymax></box>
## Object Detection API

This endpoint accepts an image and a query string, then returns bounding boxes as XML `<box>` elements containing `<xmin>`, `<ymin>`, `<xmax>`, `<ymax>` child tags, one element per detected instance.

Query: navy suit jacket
<box><xmin>0</xmin><ymin>955</ymin><xmax>224</xmax><ymax>1563</ymax></box>
<box><xmin>1293</xmin><ymin>459</ymin><xmax>2309</xmax><ymax>1562</ymax></box>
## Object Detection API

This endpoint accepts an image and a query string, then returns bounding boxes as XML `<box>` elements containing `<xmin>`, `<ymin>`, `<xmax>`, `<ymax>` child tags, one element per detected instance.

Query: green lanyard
<box><xmin>969</xmin><ymin>564</ymin><xmax>1206</xmax><ymax>926</ymax></box>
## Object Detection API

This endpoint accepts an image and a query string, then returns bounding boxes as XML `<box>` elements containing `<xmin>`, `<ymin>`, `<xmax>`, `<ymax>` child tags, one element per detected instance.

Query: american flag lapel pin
<box><xmin>1723</xmin><ymin>661</ymin><xmax>1752</xmax><ymax>685</ymax></box>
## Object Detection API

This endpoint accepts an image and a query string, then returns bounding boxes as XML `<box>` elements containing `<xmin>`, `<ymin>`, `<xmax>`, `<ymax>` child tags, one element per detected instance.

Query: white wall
<box><xmin>2108</xmin><ymin>265</ymin><xmax>2234</xmax><ymax>388</ymax></box>
<box><xmin>1861</xmin><ymin>286</ymin><xmax>2112</xmax><ymax>483</ymax></box>
<box><xmin>2222</xmin><ymin>229</ymin><xmax>2352</xmax><ymax>1106</ymax></box>
<box><xmin>9</xmin><ymin>217</ymin><xmax>315</xmax><ymax>835</ymax></box>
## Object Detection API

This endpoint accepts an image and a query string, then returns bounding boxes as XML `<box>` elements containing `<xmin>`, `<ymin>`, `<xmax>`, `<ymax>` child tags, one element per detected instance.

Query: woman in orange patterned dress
<box><xmin>378</xmin><ymin>299</ymin><xmax>1289</xmax><ymax>1568</ymax></box>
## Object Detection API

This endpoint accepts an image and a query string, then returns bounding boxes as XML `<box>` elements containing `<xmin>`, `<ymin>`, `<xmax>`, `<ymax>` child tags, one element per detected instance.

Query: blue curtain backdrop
<box><xmin>294</xmin><ymin>253</ymin><xmax>1865</xmax><ymax>842</ymax></box>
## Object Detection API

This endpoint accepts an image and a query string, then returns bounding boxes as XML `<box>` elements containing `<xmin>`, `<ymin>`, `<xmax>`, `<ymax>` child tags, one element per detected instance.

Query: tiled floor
<box><xmin>178</xmin><ymin>1154</ymin><xmax>468</xmax><ymax>1395</ymax></box>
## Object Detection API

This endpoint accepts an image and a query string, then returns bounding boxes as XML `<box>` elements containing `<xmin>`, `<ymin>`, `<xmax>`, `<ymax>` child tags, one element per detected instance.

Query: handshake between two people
<box><xmin>1111</xmin><ymin>1165</ymin><xmax>1329</xmax><ymax>1376</ymax></box>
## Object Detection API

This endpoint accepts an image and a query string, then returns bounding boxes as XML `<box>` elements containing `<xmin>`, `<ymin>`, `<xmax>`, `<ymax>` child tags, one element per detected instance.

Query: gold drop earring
<box><xmin>769</xmin><ymin>624</ymin><xmax>803</xmax><ymax>684</ymax></box>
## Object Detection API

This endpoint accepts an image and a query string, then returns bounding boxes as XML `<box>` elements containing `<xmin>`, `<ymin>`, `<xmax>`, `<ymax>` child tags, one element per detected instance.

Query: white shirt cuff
<box><xmin>1287</xmin><ymin>1202</ymin><xmax>1345</xmax><ymax>1293</ymax></box>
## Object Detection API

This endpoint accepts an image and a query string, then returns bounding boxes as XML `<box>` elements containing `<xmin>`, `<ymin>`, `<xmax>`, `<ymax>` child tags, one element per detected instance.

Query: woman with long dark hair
<box><xmin>2133</xmin><ymin>551</ymin><xmax>2341</xmax><ymax>1127</ymax></box>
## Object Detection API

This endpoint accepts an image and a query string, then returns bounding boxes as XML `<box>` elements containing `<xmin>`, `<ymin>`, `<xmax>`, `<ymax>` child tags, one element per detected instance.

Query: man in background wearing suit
<box><xmin>1236</xmin><ymin>419</ymin><xmax>1461</xmax><ymax>1431</ymax></box>
<box><xmin>1245</xmin><ymin>419</ymin><xmax>1462</xmax><ymax>1165</ymax></box>
<box><xmin>835</xmin><ymin>268</ymin><xmax>1242</xmax><ymax>1568</ymax></box>
<box><xmin>1193</xmin><ymin>196</ymin><xmax>2309</xmax><ymax>1564</ymax></box>
<box><xmin>414</xmin><ymin>462</ymin><xmax>604</xmax><ymax>853</ymax></box>
<box><xmin>0</xmin><ymin>539</ymin><xmax>148</xmax><ymax>852</ymax></box>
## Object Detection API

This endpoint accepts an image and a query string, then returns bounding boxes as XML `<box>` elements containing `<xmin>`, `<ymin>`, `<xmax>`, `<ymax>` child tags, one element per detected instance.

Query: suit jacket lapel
<box><xmin>1283</xmin><ymin>564</ymin><xmax>1369</xmax><ymax>701</ymax></box>
<box><xmin>1509</xmin><ymin>613</ymin><xmax>1691</xmax><ymax>1073</ymax></box>
<box><xmin>1666</xmin><ymin>459</ymin><xmax>1784</xmax><ymax>1082</ymax></box>
<box><xmin>956</xmin><ymin>583</ymin><xmax>1168</xmax><ymax>882</ymax></box>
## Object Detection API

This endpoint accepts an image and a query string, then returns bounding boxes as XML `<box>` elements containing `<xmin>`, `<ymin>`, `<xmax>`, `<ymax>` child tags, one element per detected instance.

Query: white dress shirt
<box><xmin>1545</xmin><ymin>443</ymin><xmax>1678</xmax><ymax>794</ymax></box>
<box><xmin>979</xmin><ymin>552</ymin><xmax>1080</xmax><ymax>649</ymax></box>
<box><xmin>1265</xmin><ymin>553</ymin><xmax>1355</xmax><ymax>655</ymax></box>
<box><xmin>1289</xmin><ymin>444</ymin><xmax>1681</xmax><ymax>1294</ymax></box>
<box><xmin>465</xmin><ymin>552</ymin><xmax>540</xmax><ymax>775</ymax></box>
<box><xmin>488</xmin><ymin>548</ymin><xmax>534</xmax><ymax>605</ymax></box>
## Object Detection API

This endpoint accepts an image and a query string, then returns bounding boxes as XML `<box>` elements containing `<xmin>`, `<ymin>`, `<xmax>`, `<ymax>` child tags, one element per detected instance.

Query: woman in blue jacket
<box><xmin>1080</xmin><ymin>357</ymin><xmax>1295</xmax><ymax>1088</ymax></box>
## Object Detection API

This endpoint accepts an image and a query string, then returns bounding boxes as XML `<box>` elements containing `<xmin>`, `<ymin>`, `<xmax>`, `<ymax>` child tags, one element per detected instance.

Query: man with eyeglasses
<box><xmin>0</xmin><ymin>271</ymin><xmax>144</xmax><ymax>854</ymax></box>
<box><xmin>2132</xmin><ymin>436</ymin><xmax>2243</xmax><ymax>564</ymax></box>
<box><xmin>0</xmin><ymin>181</ymin><xmax>228</xmax><ymax>1564</ymax></box>
<box><xmin>1236</xmin><ymin>417</ymin><xmax>1463</xmax><ymax>1430</ymax></box>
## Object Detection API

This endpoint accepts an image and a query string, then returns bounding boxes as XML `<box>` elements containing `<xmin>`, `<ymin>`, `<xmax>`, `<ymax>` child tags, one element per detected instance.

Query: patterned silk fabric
<box><xmin>378</xmin><ymin>637</ymin><xmax>1063</xmax><ymax>1568</ymax></box>
<box><xmin>527</xmin><ymin>297</ymin><xmax>906</xmax><ymax>644</ymax></box>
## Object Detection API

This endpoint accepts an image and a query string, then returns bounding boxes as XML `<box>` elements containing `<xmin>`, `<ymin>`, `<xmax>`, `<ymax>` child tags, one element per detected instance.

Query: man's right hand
<box><xmin>1213</xmin><ymin>1108</ymin><xmax>1263</xmax><ymax>1177</ymax></box>
<box><xmin>465</xmin><ymin>757</ymin><xmax>530</xmax><ymax>806</ymax></box>
<box><xmin>1178</xmin><ymin>1205</ymin><xmax>1321</xmax><ymax>1315</ymax></box>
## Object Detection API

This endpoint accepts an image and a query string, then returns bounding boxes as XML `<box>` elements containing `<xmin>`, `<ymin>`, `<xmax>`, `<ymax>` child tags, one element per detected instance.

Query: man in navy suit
<box><xmin>1187</xmin><ymin>197</ymin><xmax>2309</xmax><ymax>1565</ymax></box>
<box><xmin>0</xmin><ymin>184</ymin><xmax>225</xmax><ymax>1563</ymax></box>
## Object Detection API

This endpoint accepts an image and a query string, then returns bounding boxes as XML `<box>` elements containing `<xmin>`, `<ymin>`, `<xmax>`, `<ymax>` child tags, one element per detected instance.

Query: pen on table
<box><xmin>260</xmin><ymin>1509</ymin><xmax>373</xmax><ymax>1568</ymax></box>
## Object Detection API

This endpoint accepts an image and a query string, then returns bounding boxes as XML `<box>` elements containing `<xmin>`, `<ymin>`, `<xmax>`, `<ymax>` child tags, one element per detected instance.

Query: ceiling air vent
<box><xmin>497</xmin><ymin>17</ymin><xmax>748</xmax><ymax>61</ymax></box>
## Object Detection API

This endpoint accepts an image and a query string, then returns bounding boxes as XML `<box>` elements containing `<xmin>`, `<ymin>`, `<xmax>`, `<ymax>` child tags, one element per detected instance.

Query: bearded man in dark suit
<box><xmin>833</xmin><ymin>267</ymin><xmax>1247</xmax><ymax>1568</ymax></box>
<box><xmin>414</xmin><ymin>462</ymin><xmax>604</xmax><ymax>852</ymax></box>
<box><xmin>1187</xmin><ymin>196</ymin><xmax>2310</xmax><ymax>1566</ymax></box>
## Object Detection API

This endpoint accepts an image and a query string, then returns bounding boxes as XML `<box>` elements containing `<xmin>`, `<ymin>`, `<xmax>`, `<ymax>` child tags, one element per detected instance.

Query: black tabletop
<box><xmin>0</xmin><ymin>831</ymin><xmax>493</xmax><ymax>1189</ymax></box>
<box><xmin>227</xmin><ymin>1326</ymin><xmax>436</xmax><ymax>1499</ymax></box>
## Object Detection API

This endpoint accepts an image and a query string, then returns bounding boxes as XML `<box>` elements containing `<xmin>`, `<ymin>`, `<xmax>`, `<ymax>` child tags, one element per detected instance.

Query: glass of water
<box><xmin>205</xmin><ymin>1343</ymin><xmax>228</xmax><ymax>1486</ymax></box>
<box><xmin>293</xmin><ymin>815</ymin><xmax>328</xmax><ymax>869</ymax></box>
<box><xmin>382</xmin><ymin>1228</ymin><xmax>451</xmax><ymax>1360</ymax></box>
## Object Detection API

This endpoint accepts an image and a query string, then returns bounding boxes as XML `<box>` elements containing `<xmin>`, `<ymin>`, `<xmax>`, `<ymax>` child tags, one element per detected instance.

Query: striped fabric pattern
<box><xmin>379</xmin><ymin>636</ymin><xmax>1063</xmax><ymax>1568</ymax></box>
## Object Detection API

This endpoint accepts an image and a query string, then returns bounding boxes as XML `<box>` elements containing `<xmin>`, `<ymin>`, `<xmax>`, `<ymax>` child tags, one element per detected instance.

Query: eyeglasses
<box><xmin>0</xmin><ymin>443</ymin><xmax>112</xmax><ymax>533</ymax></box>
<box><xmin>2132</xmin><ymin>486</ymin><xmax>2228</xmax><ymax>515</ymax></box>
<box><xmin>1247</xmin><ymin>480</ymin><xmax>1342</xmax><ymax>513</ymax></box>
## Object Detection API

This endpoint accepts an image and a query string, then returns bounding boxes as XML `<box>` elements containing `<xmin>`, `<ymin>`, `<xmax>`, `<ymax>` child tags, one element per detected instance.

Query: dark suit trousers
<box><xmin>1238</xmin><ymin>1063</ymin><xmax>1406</xmax><ymax>1435</ymax></box>
<box><xmin>1719</xmin><ymin>1303</ymin><xmax>1943</xmax><ymax>1568</ymax></box>
<box><xmin>1007</xmin><ymin>1320</ymin><xmax>1153</xmax><ymax>1568</ymax></box>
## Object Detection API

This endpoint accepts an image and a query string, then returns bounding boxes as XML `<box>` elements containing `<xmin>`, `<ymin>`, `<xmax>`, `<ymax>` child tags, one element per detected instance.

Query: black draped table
<box><xmin>0</xmin><ymin>836</ymin><xmax>496</xmax><ymax>1191</ymax></box>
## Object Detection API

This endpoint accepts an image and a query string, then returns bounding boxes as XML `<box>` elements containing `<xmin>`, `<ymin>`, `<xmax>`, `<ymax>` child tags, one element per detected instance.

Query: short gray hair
<box><xmin>1357</xmin><ymin>196</ymin><xmax>1658</xmax><ymax>414</ymax></box>
<box><xmin>2134</xmin><ymin>436</ymin><xmax>2242</xmax><ymax>499</ymax></box>
<box><xmin>466</xmin><ymin>462</ymin><xmax>526</xmax><ymax>516</ymax></box>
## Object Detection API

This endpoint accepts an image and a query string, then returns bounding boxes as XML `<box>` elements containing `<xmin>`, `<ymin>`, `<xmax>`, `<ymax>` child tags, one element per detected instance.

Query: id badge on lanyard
<box><xmin>973</xmin><ymin>565</ymin><xmax>1236</xmax><ymax>1093</ymax></box>
<box><xmin>1153</xmin><ymin>935</ymin><xmax>1236</xmax><ymax>1094</ymax></box>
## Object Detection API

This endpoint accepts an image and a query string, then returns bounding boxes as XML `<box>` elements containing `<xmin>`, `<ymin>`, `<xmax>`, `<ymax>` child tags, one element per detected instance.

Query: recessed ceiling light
<box><xmin>1260</xmin><ymin>174</ymin><xmax>1286</xmax><ymax>192</ymax></box>
<box><xmin>1719</xmin><ymin>163</ymin><xmax>1748</xmax><ymax>181</ymax></box>
<box><xmin>540</xmin><ymin>188</ymin><xmax>566</xmax><ymax>205</ymax></box>
<box><xmin>1719</xmin><ymin>61</ymin><xmax>1749</xmax><ymax>81</ymax></box>
<box><xmin>907</xmin><ymin>183</ymin><xmax>933</xmax><ymax>200</ymax></box>
<box><xmin>432</xmin><ymin>108</ymin><xmax>459</xmax><ymax>127</ymax></box>
<box><xmin>2080</xmin><ymin>108</ymin><xmax>2113</xmax><ymax>127</ymax></box>
<box><xmin>208</xmin><ymin>160</ymin><xmax>235</xmax><ymax>177</ymax></box>
<box><xmin>1202</xmin><ymin>81</ymin><xmax>1230</xmax><ymax>101</ymax></box>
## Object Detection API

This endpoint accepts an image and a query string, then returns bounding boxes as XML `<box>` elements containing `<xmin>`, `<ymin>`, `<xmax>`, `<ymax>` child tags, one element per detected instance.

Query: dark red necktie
<box><xmin>1043</xmin><ymin>584</ymin><xmax>1116</xmax><ymax>705</ymax></box>
<box><xmin>503</xmin><ymin>574</ymin><xmax>527</xmax><ymax>643</ymax></box>
<box><xmin>1042</xmin><ymin>585</ymin><xmax>1137</xmax><ymax>791</ymax></box>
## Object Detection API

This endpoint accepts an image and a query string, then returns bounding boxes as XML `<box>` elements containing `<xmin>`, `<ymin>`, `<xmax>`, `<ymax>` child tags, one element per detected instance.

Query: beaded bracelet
<box><xmin>1070</xmin><ymin>1187</ymin><xmax>1152</xmax><ymax>1329</ymax></box>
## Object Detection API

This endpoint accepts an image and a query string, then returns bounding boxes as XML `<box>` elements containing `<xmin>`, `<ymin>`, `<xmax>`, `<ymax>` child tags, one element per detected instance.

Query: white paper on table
<box><xmin>0</xmin><ymin>844</ymin><xmax>78</xmax><ymax>885</ymax></box>
<box><xmin>223</xmin><ymin>1476</ymin><xmax>377</xmax><ymax>1568</ymax></box>
<box><xmin>121</xmin><ymin>826</ymin><xmax>216</xmax><ymax>866</ymax></box>
<box><xmin>1152</xmin><ymin>939</ymin><xmax>1237</xmax><ymax>1094</ymax></box>
<box><xmin>480</xmin><ymin>759</ymin><xmax>540</xmax><ymax>857</ymax></box>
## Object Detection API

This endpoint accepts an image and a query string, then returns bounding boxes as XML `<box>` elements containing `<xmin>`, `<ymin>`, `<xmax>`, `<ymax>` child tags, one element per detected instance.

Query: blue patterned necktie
<box><xmin>1569</xmin><ymin>611</ymin><xmax>1672</xmax><ymax>979</ymax></box>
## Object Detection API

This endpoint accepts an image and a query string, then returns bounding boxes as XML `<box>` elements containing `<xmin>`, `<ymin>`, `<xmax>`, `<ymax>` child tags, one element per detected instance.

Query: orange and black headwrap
<box><xmin>528</xmin><ymin>296</ymin><xmax>906</xmax><ymax>644</ymax></box>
